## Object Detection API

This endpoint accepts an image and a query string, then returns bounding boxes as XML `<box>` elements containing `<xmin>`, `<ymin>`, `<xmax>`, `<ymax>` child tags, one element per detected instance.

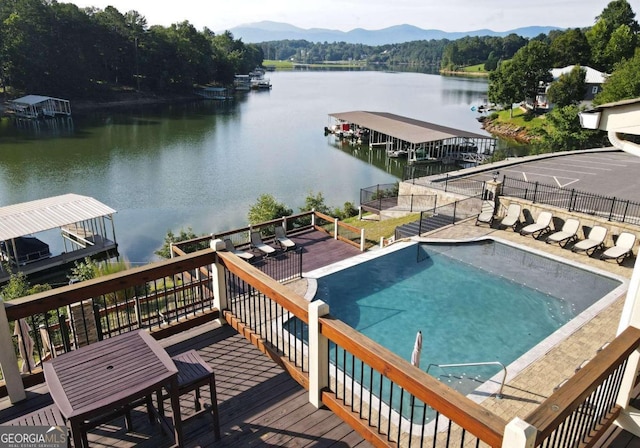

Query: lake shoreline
<box><xmin>72</xmin><ymin>91</ymin><xmax>202</xmax><ymax>114</ymax></box>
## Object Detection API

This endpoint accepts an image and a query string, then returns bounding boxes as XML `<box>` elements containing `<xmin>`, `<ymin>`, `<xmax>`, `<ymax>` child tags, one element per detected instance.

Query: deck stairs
<box><xmin>395</xmin><ymin>213</ymin><xmax>454</xmax><ymax>239</ymax></box>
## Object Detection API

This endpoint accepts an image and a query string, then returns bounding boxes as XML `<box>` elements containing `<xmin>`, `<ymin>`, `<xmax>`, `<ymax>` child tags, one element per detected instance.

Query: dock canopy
<box><xmin>328</xmin><ymin>111</ymin><xmax>495</xmax><ymax>164</ymax></box>
<box><xmin>0</xmin><ymin>194</ymin><xmax>118</xmax><ymax>281</ymax></box>
<box><xmin>329</xmin><ymin>111</ymin><xmax>488</xmax><ymax>144</ymax></box>
<box><xmin>0</xmin><ymin>194</ymin><xmax>115</xmax><ymax>241</ymax></box>
<box><xmin>8</xmin><ymin>95</ymin><xmax>72</xmax><ymax>119</ymax></box>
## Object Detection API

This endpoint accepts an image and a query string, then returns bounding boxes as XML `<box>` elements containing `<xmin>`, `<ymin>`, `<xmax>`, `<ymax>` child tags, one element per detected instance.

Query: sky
<box><xmin>66</xmin><ymin>0</ymin><xmax>640</xmax><ymax>33</ymax></box>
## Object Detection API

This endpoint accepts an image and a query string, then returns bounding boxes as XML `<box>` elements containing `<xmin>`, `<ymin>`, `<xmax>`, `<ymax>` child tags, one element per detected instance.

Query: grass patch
<box><xmin>493</xmin><ymin>107</ymin><xmax>547</xmax><ymax>135</ymax></box>
<box><xmin>344</xmin><ymin>213</ymin><xmax>421</xmax><ymax>246</ymax></box>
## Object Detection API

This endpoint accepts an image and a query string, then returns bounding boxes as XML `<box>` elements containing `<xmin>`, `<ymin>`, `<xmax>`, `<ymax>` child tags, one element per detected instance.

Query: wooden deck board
<box><xmin>0</xmin><ymin>323</ymin><xmax>370</xmax><ymax>447</ymax></box>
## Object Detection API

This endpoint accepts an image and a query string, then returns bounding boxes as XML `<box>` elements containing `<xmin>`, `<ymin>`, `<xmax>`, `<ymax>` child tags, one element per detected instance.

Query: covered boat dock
<box><xmin>0</xmin><ymin>194</ymin><xmax>118</xmax><ymax>283</ymax></box>
<box><xmin>8</xmin><ymin>95</ymin><xmax>71</xmax><ymax>119</ymax></box>
<box><xmin>328</xmin><ymin>111</ymin><xmax>495</xmax><ymax>164</ymax></box>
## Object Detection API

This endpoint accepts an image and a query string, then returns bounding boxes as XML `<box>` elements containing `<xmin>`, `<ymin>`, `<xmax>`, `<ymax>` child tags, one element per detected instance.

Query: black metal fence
<box><xmin>360</xmin><ymin>184</ymin><xmax>436</xmax><ymax>213</ymax></box>
<box><xmin>502</xmin><ymin>176</ymin><xmax>640</xmax><ymax>225</ymax></box>
<box><xmin>249</xmin><ymin>247</ymin><xmax>303</xmax><ymax>283</ymax></box>
<box><xmin>402</xmin><ymin>166</ymin><xmax>486</xmax><ymax>197</ymax></box>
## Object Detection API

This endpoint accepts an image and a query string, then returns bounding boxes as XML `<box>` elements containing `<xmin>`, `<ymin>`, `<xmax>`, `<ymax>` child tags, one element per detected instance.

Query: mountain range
<box><xmin>226</xmin><ymin>21</ymin><xmax>561</xmax><ymax>46</ymax></box>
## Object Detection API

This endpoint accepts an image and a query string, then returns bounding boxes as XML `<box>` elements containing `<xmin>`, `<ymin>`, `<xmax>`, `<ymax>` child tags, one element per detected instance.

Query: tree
<box><xmin>1</xmin><ymin>269</ymin><xmax>51</xmax><ymax>300</ymax></box>
<box><xmin>593</xmin><ymin>48</ymin><xmax>640</xmax><ymax>104</ymax></box>
<box><xmin>547</xmin><ymin>65</ymin><xmax>587</xmax><ymax>107</ymax></box>
<box><xmin>155</xmin><ymin>227</ymin><xmax>207</xmax><ymax>258</ymax></box>
<box><xmin>247</xmin><ymin>194</ymin><xmax>292</xmax><ymax>225</ymax></box>
<box><xmin>586</xmin><ymin>0</ymin><xmax>639</xmax><ymax>71</ymax></box>
<box><xmin>487</xmin><ymin>60</ymin><xmax>520</xmax><ymax>117</ymax></box>
<box><xmin>549</xmin><ymin>28</ymin><xmax>591</xmax><ymax>67</ymax></box>
<box><xmin>300</xmin><ymin>191</ymin><xmax>331</xmax><ymax>215</ymax></box>
<box><xmin>511</xmin><ymin>40</ymin><xmax>553</xmax><ymax>107</ymax></box>
<box><xmin>540</xmin><ymin>105</ymin><xmax>599</xmax><ymax>151</ymax></box>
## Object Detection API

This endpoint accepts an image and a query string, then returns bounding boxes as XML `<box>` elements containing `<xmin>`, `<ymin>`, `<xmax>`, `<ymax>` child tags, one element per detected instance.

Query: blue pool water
<box><xmin>312</xmin><ymin>239</ymin><xmax>623</xmax><ymax>393</ymax></box>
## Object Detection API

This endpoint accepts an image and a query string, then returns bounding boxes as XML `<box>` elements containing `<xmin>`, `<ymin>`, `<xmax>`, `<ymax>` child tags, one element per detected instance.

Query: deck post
<box><xmin>614</xmin><ymin>254</ymin><xmax>640</xmax><ymax>434</ymax></box>
<box><xmin>308</xmin><ymin>300</ymin><xmax>330</xmax><ymax>408</ymax></box>
<box><xmin>0</xmin><ymin>299</ymin><xmax>27</xmax><ymax>403</ymax></box>
<box><xmin>210</xmin><ymin>239</ymin><xmax>228</xmax><ymax>325</ymax></box>
<box><xmin>360</xmin><ymin>229</ymin><xmax>365</xmax><ymax>252</ymax></box>
<box><xmin>502</xmin><ymin>417</ymin><xmax>536</xmax><ymax>448</ymax></box>
<box><xmin>334</xmin><ymin>218</ymin><xmax>339</xmax><ymax>240</ymax></box>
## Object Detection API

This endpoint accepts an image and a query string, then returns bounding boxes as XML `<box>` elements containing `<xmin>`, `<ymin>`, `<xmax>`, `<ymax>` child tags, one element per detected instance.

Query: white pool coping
<box><xmin>302</xmin><ymin>235</ymin><xmax>629</xmax><ymax>403</ymax></box>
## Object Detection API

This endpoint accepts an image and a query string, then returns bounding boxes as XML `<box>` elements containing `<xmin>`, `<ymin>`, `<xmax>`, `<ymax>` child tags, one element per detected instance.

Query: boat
<box><xmin>250</xmin><ymin>69</ymin><xmax>272</xmax><ymax>90</ymax></box>
<box><xmin>233</xmin><ymin>75</ymin><xmax>251</xmax><ymax>92</ymax></box>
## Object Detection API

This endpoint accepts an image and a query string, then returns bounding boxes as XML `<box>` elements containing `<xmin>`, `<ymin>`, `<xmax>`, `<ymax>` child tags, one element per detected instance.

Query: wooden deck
<box><xmin>0</xmin><ymin>323</ymin><xmax>372</xmax><ymax>447</ymax></box>
<box><xmin>0</xmin><ymin>229</ymin><xmax>370</xmax><ymax>447</ymax></box>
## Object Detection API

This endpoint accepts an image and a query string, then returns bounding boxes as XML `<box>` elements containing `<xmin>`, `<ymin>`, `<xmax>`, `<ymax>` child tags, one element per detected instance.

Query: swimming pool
<box><xmin>306</xmin><ymin>238</ymin><xmax>626</xmax><ymax>397</ymax></box>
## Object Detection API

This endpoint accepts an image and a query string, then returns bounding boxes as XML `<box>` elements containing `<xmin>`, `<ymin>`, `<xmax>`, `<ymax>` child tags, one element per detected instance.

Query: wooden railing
<box><xmin>525</xmin><ymin>326</ymin><xmax>640</xmax><ymax>448</ymax></box>
<box><xmin>2</xmin><ymin>251</ymin><xmax>219</xmax><ymax>393</ymax></box>
<box><xmin>216</xmin><ymin>250</ymin><xmax>505</xmax><ymax>447</ymax></box>
<box><xmin>3</xmin><ymin>242</ymin><xmax>640</xmax><ymax>448</ymax></box>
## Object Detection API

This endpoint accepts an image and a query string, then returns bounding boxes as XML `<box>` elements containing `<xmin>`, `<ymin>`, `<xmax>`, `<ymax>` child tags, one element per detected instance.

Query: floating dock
<box><xmin>327</xmin><ymin>111</ymin><xmax>496</xmax><ymax>165</ymax></box>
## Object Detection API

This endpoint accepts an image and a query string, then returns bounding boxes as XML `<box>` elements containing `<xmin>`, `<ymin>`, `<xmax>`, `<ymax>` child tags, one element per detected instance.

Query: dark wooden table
<box><xmin>43</xmin><ymin>330</ymin><xmax>183</xmax><ymax>447</ymax></box>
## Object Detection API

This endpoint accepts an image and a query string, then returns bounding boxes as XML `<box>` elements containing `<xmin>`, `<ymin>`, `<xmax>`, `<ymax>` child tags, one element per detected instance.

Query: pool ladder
<box><xmin>425</xmin><ymin>361</ymin><xmax>507</xmax><ymax>398</ymax></box>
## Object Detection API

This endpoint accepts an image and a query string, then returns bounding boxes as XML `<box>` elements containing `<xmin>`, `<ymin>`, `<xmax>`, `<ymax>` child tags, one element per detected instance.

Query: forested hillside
<box><xmin>0</xmin><ymin>1</ymin><xmax>263</xmax><ymax>100</ymax></box>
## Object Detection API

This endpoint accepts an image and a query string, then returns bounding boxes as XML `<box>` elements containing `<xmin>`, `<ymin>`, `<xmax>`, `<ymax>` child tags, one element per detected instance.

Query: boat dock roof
<box><xmin>0</xmin><ymin>194</ymin><xmax>115</xmax><ymax>241</ymax></box>
<box><xmin>329</xmin><ymin>111</ymin><xmax>488</xmax><ymax>145</ymax></box>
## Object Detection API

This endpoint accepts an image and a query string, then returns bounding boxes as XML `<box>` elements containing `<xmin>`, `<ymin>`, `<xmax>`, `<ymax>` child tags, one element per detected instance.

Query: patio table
<box><xmin>43</xmin><ymin>329</ymin><xmax>183</xmax><ymax>447</ymax></box>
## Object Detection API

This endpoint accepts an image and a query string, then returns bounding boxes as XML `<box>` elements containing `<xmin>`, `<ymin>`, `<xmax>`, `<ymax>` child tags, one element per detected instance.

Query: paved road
<box><xmin>463</xmin><ymin>149</ymin><xmax>640</xmax><ymax>203</ymax></box>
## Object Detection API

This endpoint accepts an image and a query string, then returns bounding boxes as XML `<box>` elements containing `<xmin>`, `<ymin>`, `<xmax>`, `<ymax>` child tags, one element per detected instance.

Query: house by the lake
<box><xmin>534</xmin><ymin>65</ymin><xmax>607</xmax><ymax>110</ymax></box>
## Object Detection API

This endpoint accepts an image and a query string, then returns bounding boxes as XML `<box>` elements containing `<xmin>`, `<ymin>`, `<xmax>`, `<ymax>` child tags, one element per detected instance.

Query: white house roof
<box><xmin>0</xmin><ymin>194</ymin><xmax>116</xmax><ymax>241</ymax></box>
<box><xmin>551</xmin><ymin>66</ymin><xmax>607</xmax><ymax>84</ymax></box>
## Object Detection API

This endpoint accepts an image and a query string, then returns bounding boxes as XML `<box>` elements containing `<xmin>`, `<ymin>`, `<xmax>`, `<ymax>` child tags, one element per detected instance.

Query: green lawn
<box><xmin>344</xmin><ymin>213</ymin><xmax>421</xmax><ymax>246</ymax></box>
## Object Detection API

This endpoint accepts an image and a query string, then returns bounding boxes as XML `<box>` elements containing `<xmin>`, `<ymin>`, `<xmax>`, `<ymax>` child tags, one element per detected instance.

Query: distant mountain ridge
<box><xmin>227</xmin><ymin>21</ymin><xmax>561</xmax><ymax>45</ymax></box>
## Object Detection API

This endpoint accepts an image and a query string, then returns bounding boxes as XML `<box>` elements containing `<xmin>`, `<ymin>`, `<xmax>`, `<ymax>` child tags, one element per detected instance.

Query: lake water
<box><xmin>0</xmin><ymin>71</ymin><xmax>491</xmax><ymax>264</ymax></box>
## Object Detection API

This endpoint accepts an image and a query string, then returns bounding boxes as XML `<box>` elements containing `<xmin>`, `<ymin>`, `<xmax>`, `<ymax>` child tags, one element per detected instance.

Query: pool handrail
<box><xmin>426</xmin><ymin>361</ymin><xmax>507</xmax><ymax>398</ymax></box>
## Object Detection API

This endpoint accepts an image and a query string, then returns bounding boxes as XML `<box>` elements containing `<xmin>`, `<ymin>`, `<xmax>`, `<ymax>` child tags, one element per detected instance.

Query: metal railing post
<box><xmin>0</xmin><ymin>298</ymin><xmax>27</xmax><ymax>403</ymax></box>
<box><xmin>533</xmin><ymin>182</ymin><xmax>539</xmax><ymax>203</ymax></box>
<box><xmin>410</xmin><ymin>194</ymin><xmax>414</xmax><ymax>212</ymax></box>
<box><xmin>609</xmin><ymin>198</ymin><xmax>617</xmax><ymax>221</ymax></box>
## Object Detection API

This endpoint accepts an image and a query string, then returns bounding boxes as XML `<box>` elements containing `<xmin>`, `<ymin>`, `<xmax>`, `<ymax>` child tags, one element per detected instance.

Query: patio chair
<box><xmin>600</xmin><ymin>232</ymin><xmax>636</xmax><ymax>264</ymax></box>
<box><xmin>545</xmin><ymin>218</ymin><xmax>580</xmax><ymax>247</ymax></box>
<box><xmin>520</xmin><ymin>211</ymin><xmax>553</xmax><ymax>238</ymax></box>
<box><xmin>572</xmin><ymin>225</ymin><xmax>608</xmax><ymax>256</ymax></box>
<box><xmin>475</xmin><ymin>200</ymin><xmax>495</xmax><ymax>226</ymax></box>
<box><xmin>250</xmin><ymin>230</ymin><xmax>277</xmax><ymax>257</ymax></box>
<box><xmin>499</xmin><ymin>203</ymin><xmax>521</xmax><ymax>231</ymax></box>
<box><xmin>223</xmin><ymin>237</ymin><xmax>254</xmax><ymax>261</ymax></box>
<box><xmin>274</xmin><ymin>225</ymin><xmax>296</xmax><ymax>251</ymax></box>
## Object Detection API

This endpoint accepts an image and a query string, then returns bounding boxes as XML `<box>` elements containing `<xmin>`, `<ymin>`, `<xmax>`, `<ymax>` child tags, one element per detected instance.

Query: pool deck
<box><xmin>415</xmin><ymin>218</ymin><xmax>635</xmax><ymax>431</ymax></box>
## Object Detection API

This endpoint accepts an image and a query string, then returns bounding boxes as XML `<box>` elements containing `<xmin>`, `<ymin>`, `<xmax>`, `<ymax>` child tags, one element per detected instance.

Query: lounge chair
<box><xmin>545</xmin><ymin>218</ymin><xmax>580</xmax><ymax>247</ymax></box>
<box><xmin>499</xmin><ymin>203</ymin><xmax>521</xmax><ymax>230</ymax></box>
<box><xmin>274</xmin><ymin>225</ymin><xmax>296</xmax><ymax>251</ymax></box>
<box><xmin>572</xmin><ymin>225</ymin><xmax>608</xmax><ymax>256</ymax></box>
<box><xmin>520</xmin><ymin>211</ymin><xmax>553</xmax><ymax>238</ymax></box>
<box><xmin>250</xmin><ymin>230</ymin><xmax>277</xmax><ymax>257</ymax></box>
<box><xmin>600</xmin><ymin>232</ymin><xmax>636</xmax><ymax>264</ymax></box>
<box><xmin>223</xmin><ymin>237</ymin><xmax>254</xmax><ymax>261</ymax></box>
<box><xmin>475</xmin><ymin>200</ymin><xmax>495</xmax><ymax>226</ymax></box>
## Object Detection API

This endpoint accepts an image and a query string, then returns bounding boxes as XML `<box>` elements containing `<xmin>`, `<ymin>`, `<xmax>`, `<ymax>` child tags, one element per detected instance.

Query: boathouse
<box><xmin>0</xmin><ymin>194</ymin><xmax>118</xmax><ymax>283</ymax></box>
<box><xmin>328</xmin><ymin>111</ymin><xmax>495</xmax><ymax>164</ymax></box>
<box><xmin>8</xmin><ymin>95</ymin><xmax>71</xmax><ymax>119</ymax></box>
